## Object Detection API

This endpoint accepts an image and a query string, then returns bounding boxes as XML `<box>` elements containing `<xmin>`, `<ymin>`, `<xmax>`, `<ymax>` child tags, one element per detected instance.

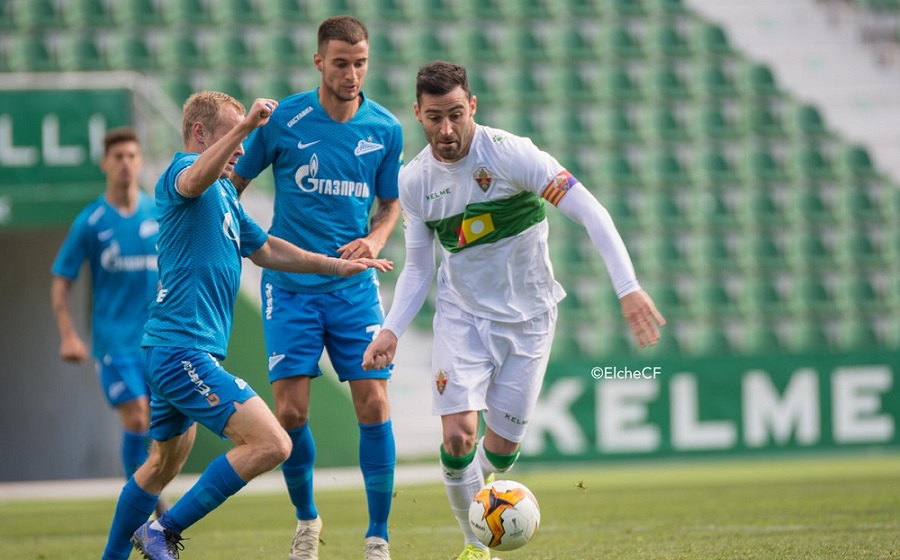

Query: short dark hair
<box><xmin>416</xmin><ymin>61</ymin><xmax>471</xmax><ymax>103</ymax></box>
<box><xmin>317</xmin><ymin>15</ymin><xmax>368</xmax><ymax>53</ymax></box>
<box><xmin>103</xmin><ymin>127</ymin><xmax>139</xmax><ymax>155</ymax></box>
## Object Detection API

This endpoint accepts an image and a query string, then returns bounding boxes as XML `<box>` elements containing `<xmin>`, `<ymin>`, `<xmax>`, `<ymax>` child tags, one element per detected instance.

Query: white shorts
<box><xmin>431</xmin><ymin>298</ymin><xmax>557</xmax><ymax>443</ymax></box>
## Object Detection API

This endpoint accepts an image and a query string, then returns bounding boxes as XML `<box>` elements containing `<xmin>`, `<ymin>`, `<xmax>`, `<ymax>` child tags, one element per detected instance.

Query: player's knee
<box><xmin>254</xmin><ymin>428</ymin><xmax>292</xmax><ymax>471</ymax></box>
<box><xmin>443</xmin><ymin>431</ymin><xmax>477</xmax><ymax>457</ymax></box>
<box><xmin>276</xmin><ymin>406</ymin><xmax>308</xmax><ymax>430</ymax></box>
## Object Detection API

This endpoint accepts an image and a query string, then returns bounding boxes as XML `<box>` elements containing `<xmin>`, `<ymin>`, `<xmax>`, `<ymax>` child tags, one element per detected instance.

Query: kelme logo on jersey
<box><xmin>100</xmin><ymin>241</ymin><xmax>158</xmax><ymax>272</ymax></box>
<box><xmin>295</xmin><ymin>153</ymin><xmax>371</xmax><ymax>198</ymax></box>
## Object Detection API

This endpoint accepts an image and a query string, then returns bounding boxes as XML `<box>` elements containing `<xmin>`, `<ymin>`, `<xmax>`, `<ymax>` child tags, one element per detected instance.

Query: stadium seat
<box><xmin>835</xmin><ymin>273</ymin><xmax>880</xmax><ymax>313</ymax></box>
<box><xmin>596</xmin><ymin>106</ymin><xmax>642</xmax><ymax>145</ymax></box>
<box><xmin>742</xmin><ymin>101</ymin><xmax>787</xmax><ymax>139</ymax></box>
<box><xmin>791</xmin><ymin>143</ymin><xmax>838</xmax><ymax>181</ymax></box>
<box><xmin>834</xmin><ymin>316</ymin><xmax>879</xmax><ymax>350</ymax></box>
<box><xmin>692</xmin><ymin>23</ymin><xmax>733</xmax><ymax>58</ymax></box>
<box><xmin>786</xmin><ymin>274</ymin><xmax>834</xmax><ymax>315</ymax></box>
<box><xmin>741</xmin><ymin>145</ymin><xmax>789</xmax><ymax>183</ymax></box>
<box><xmin>737</xmin><ymin>318</ymin><xmax>781</xmax><ymax>354</ymax></box>
<box><xmin>472</xmin><ymin>0</ymin><xmax>513</xmax><ymax>20</ymax></box>
<box><xmin>690</xmin><ymin>230</ymin><xmax>737</xmax><ymax>269</ymax></box>
<box><xmin>518</xmin><ymin>0</ymin><xmax>558</xmax><ymax>20</ymax></box>
<box><xmin>57</xmin><ymin>32</ymin><xmax>106</xmax><ymax>71</ymax></box>
<box><xmin>738</xmin><ymin>275</ymin><xmax>782</xmax><ymax>314</ymax></box>
<box><xmin>680</xmin><ymin>321</ymin><xmax>733</xmax><ymax>356</ymax></box>
<box><xmin>605</xmin><ymin>0</ymin><xmax>646</xmax><ymax>17</ymax></box>
<box><xmin>563</xmin><ymin>0</ymin><xmax>603</xmax><ymax>17</ymax></box>
<box><xmin>602</xmin><ymin>150</ymin><xmax>644</xmax><ymax>188</ymax></box>
<box><xmin>112</xmin><ymin>0</ymin><xmax>164</xmax><ymax>26</ymax></box>
<box><xmin>737</xmin><ymin>232</ymin><xmax>784</xmax><ymax>269</ymax></box>
<box><xmin>259</xmin><ymin>30</ymin><xmax>306</xmax><ymax>68</ymax></box>
<box><xmin>694</xmin><ymin>147</ymin><xmax>740</xmax><ymax>186</ymax></box>
<box><xmin>64</xmin><ymin>0</ymin><xmax>114</xmax><ymax>27</ymax></box>
<box><xmin>368</xmin><ymin>28</ymin><xmax>409</xmax><ymax>64</ymax></box>
<box><xmin>11</xmin><ymin>0</ymin><xmax>63</xmax><ymax>29</ymax></box>
<box><xmin>598</xmin><ymin>66</ymin><xmax>643</xmax><ymax>102</ymax></box>
<box><xmin>648</xmin><ymin>65</ymin><xmax>693</xmax><ymax>100</ymax></box>
<box><xmin>507</xmin><ymin>67</ymin><xmax>550</xmax><ymax>104</ymax></box>
<box><xmin>734</xmin><ymin>187</ymin><xmax>784</xmax><ymax>227</ymax></box>
<box><xmin>784</xmin><ymin>184</ymin><xmax>833</xmax><ymax>224</ymax></box>
<box><xmin>6</xmin><ymin>34</ymin><xmax>56</xmax><ymax>72</ymax></box>
<box><xmin>261</xmin><ymin>0</ymin><xmax>307</xmax><ymax>22</ymax></box>
<box><xmin>781</xmin><ymin>318</ymin><xmax>830</xmax><ymax>352</ymax></box>
<box><xmin>511</xmin><ymin>26</ymin><xmax>553</xmax><ymax>62</ymax></box>
<box><xmin>696</xmin><ymin>61</ymin><xmax>740</xmax><ymax>99</ymax></box>
<box><xmin>254</xmin><ymin>70</ymin><xmax>296</xmax><ymax>101</ymax></box>
<box><xmin>650</xmin><ymin>0</ymin><xmax>689</xmax><ymax>16</ymax></box>
<box><xmin>600</xmin><ymin>25</ymin><xmax>645</xmax><ymax>61</ymax></box>
<box><xmin>214</xmin><ymin>0</ymin><xmax>264</xmax><ymax>23</ymax></box>
<box><xmin>366</xmin><ymin>0</ymin><xmax>415</xmax><ymax>20</ymax></box>
<box><xmin>646</xmin><ymin>104</ymin><xmax>691</xmax><ymax>143</ymax></box>
<box><xmin>741</xmin><ymin>63</ymin><xmax>781</xmax><ymax>99</ymax></box>
<box><xmin>790</xmin><ymin>103</ymin><xmax>831</xmax><ymax>139</ymax></box>
<box><xmin>158</xmin><ymin>31</ymin><xmax>207</xmax><ymax>70</ymax></box>
<box><xmin>162</xmin><ymin>0</ymin><xmax>213</xmax><ymax>25</ymax></box>
<box><xmin>559</xmin><ymin>27</ymin><xmax>601</xmax><ymax>60</ymax></box>
<box><xmin>647</xmin><ymin>23</ymin><xmax>692</xmax><ymax>59</ymax></box>
<box><xmin>838</xmin><ymin>143</ymin><xmax>880</xmax><ymax>180</ymax></box>
<box><xmin>555</xmin><ymin>66</ymin><xmax>601</xmax><ymax>103</ymax></box>
<box><xmin>420</xmin><ymin>0</ymin><xmax>461</xmax><ymax>19</ymax></box>
<box><xmin>687</xmin><ymin>277</ymin><xmax>733</xmax><ymax>316</ymax></box>
<box><xmin>785</xmin><ymin>228</ymin><xmax>833</xmax><ymax>269</ymax></box>
<box><xmin>108</xmin><ymin>33</ymin><xmax>159</xmax><ymax>71</ymax></box>
<box><xmin>0</xmin><ymin>0</ymin><xmax>11</xmax><ymax>29</ymax></box>
<box><xmin>834</xmin><ymin>228</ymin><xmax>881</xmax><ymax>267</ymax></box>
<box><xmin>648</xmin><ymin>148</ymin><xmax>692</xmax><ymax>187</ymax></box>
<box><xmin>207</xmin><ymin>75</ymin><xmax>248</xmax><ymax>104</ymax></box>
<box><xmin>463</xmin><ymin>28</ymin><xmax>506</xmax><ymax>62</ymax></box>
<box><xmin>160</xmin><ymin>73</ymin><xmax>195</xmax><ymax>105</ymax></box>
<box><xmin>694</xmin><ymin>104</ymin><xmax>742</xmax><ymax>140</ymax></box>
<box><xmin>208</xmin><ymin>31</ymin><xmax>257</xmax><ymax>68</ymax></box>
<box><xmin>467</xmin><ymin>69</ymin><xmax>500</xmax><ymax>105</ymax></box>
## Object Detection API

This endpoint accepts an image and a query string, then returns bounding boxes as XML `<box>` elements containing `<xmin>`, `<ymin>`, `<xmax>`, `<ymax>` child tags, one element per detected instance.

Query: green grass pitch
<box><xmin>1</xmin><ymin>454</ymin><xmax>898</xmax><ymax>559</ymax></box>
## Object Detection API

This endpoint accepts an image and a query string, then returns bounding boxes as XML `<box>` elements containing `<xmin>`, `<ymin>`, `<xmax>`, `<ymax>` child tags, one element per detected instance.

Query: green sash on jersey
<box><xmin>425</xmin><ymin>191</ymin><xmax>546</xmax><ymax>253</ymax></box>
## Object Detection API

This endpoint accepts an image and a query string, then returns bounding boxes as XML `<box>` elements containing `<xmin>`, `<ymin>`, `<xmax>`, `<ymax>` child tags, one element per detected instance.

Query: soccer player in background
<box><xmin>362</xmin><ymin>61</ymin><xmax>666</xmax><ymax>560</ymax></box>
<box><xmin>50</xmin><ymin>127</ymin><xmax>168</xmax><ymax>518</ymax></box>
<box><xmin>231</xmin><ymin>15</ymin><xmax>402</xmax><ymax>560</ymax></box>
<box><xmin>102</xmin><ymin>91</ymin><xmax>392</xmax><ymax>560</ymax></box>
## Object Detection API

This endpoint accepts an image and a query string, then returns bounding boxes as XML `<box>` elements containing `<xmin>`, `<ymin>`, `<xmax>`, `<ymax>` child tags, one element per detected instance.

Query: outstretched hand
<box><xmin>619</xmin><ymin>289</ymin><xmax>666</xmax><ymax>348</ymax></box>
<box><xmin>331</xmin><ymin>257</ymin><xmax>393</xmax><ymax>277</ymax></box>
<box><xmin>362</xmin><ymin>329</ymin><xmax>398</xmax><ymax>371</ymax></box>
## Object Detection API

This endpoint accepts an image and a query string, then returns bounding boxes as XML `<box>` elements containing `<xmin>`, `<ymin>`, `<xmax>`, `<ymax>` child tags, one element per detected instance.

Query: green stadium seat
<box><xmin>64</xmin><ymin>0</ymin><xmax>114</xmax><ymax>27</ymax></box>
<box><xmin>693</xmin><ymin>23</ymin><xmax>733</xmax><ymax>58</ymax></box>
<box><xmin>741</xmin><ymin>145</ymin><xmax>789</xmax><ymax>183</ymax></box>
<box><xmin>0</xmin><ymin>0</ymin><xmax>11</xmax><ymax>29</ymax></box>
<box><xmin>213</xmin><ymin>0</ymin><xmax>264</xmax><ymax>24</ymax></box>
<box><xmin>787</xmin><ymin>274</ymin><xmax>833</xmax><ymax>315</ymax></box>
<box><xmin>694</xmin><ymin>148</ymin><xmax>740</xmax><ymax>186</ymax></box>
<box><xmin>364</xmin><ymin>74</ymin><xmax>403</xmax><ymax>106</ymax></box>
<box><xmin>735</xmin><ymin>187</ymin><xmax>783</xmax><ymax>227</ymax></box>
<box><xmin>838</xmin><ymin>144</ymin><xmax>880</xmax><ymax>180</ymax></box>
<box><xmin>696</xmin><ymin>62</ymin><xmax>740</xmax><ymax>99</ymax></box>
<box><xmin>648</xmin><ymin>66</ymin><xmax>693</xmax><ymax>100</ymax></box>
<box><xmin>417</xmin><ymin>30</ymin><xmax>451</xmax><ymax>63</ymax></box>
<box><xmin>254</xmin><ymin>70</ymin><xmax>296</xmax><ymax>101</ymax></box>
<box><xmin>790</xmin><ymin>103</ymin><xmax>830</xmax><ymax>139</ymax></box>
<box><xmin>737</xmin><ymin>318</ymin><xmax>781</xmax><ymax>354</ymax></box>
<box><xmin>108</xmin><ymin>33</ymin><xmax>159</xmax><ymax>71</ymax></box>
<box><xmin>556</xmin><ymin>66</ymin><xmax>600</xmax><ymax>103</ymax></box>
<box><xmin>791</xmin><ymin>143</ymin><xmax>837</xmax><ymax>181</ymax></box>
<box><xmin>598</xmin><ymin>66</ymin><xmax>643</xmax><ymax>102</ymax></box>
<box><xmin>784</xmin><ymin>184</ymin><xmax>833</xmax><ymax>224</ymax></box>
<box><xmin>688</xmin><ymin>277</ymin><xmax>733</xmax><ymax>316</ymax></box>
<box><xmin>743</xmin><ymin>101</ymin><xmax>787</xmax><ymax>139</ymax></box>
<box><xmin>694</xmin><ymin>104</ymin><xmax>742</xmax><ymax>140</ymax></box>
<box><xmin>508</xmin><ymin>67</ymin><xmax>550</xmax><ymax>104</ymax></box>
<box><xmin>162</xmin><ymin>0</ymin><xmax>213</xmax><ymax>25</ymax></box>
<box><xmin>605</xmin><ymin>0</ymin><xmax>646</xmax><ymax>17</ymax></box>
<box><xmin>681</xmin><ymin>321</ymin><xmax>733</xmax><ymax>356</ymax></box>
<box><xmin>647</xmin><ymin>23</ymin><xmax>692</xmax><ymax>59</ymax></box>
<box><xmin>463</xmin><ymin>28</ymin><xmax>506</xmax><ymax>62</ymax></box>
<box><xmin>511</xmin><ymin>26</ymin><xmax>553</xmax><ymax>62</ymax></box>
<box><xmin>833</xmin><ymin>186</ymin><xmax>882</xmax><ymax>222</ymax></box>
<box><xmin>738</xmin><ymin>276</ymin><xmax>782</xmax><ymax>314</ymax></box>
<box><xmin>785</xmin><ymin>228</ymin><xmax>833</xmax><ymax>269</ymax></box>
<box><xmin>160</xmin><ymin>73</ymin><xmax>195</xmax><ymax>105</ymax></box>
<box><xmin>518</xmin><ymin>0</ymin><xmax>559</xmax><ymax>19</ymax></box>
<box><xmin>688</xmin><ymin>189</ymin><xmax>737</xmax><ymax>226</ymax></box>
<box><xmin>208</xmin><ymin>32</ymin><xmax>257</xmax><ymax>68</ymax></box>
<box><xmin>57</xmin><ymin>32</ymin><xmax>106</xmax><ymax>71</ymax></box>
<box><xmin>113</xmin><ymin>0</ymin><xmax>164</xmax><ymax>26</ymax></box>
<box><xmin>835</xmin><ymin>274</ymin><xmax>880</xmax><ymax>313</ymax></box>
<box><xmin>557</xmin><ymin>109</ymin><xmax>595</xmax><ymax>144</ymax></box>
<box><xmin>559</xmin><ymin>27</ymin><xmax>600</xmax><ymax>60</ymax></box>
<box><xmin>261</xmin><ymin>0</ymin><xmax>307</xmax><ymax>22</ymax></box>
<box><xmin>600</xmin><ymin>25</ymin><xmax>645</xmax><ymax>60</ymax></box>
<box><xmin>737</xmin><ymin>232</ymin><xmax>784</xmax><ymax>269</ymax></box>
<box><xmin>468</xmin><ymin>69</ymin><xmax>500</xmax><ymax>105</ymax></box>
<box><xmin>782</xmin><ymin>318</ymin><xmax>830</xmax><ymax>352</ymax></box>
<box><xmin>563</xmin><ymin>0</ymin><xmax>603</xmax><ymax>17</ymax></box>
<box><xmin>369</xmin><ymin>28</ymin><xmax>409</xmax><ymax>64</ymax></box>
<box><xmin>690</xmin><ymin>231</ymin><xmax>737</xmax><ymax>269</ymax></box>
<box><xmin>367</xmin><ymin>0</ymin><xmax>415</xmax><ymax>21</ymax></box>
<box><xmin>835</xmin><ymin>228</ymin><xmax>881</xmax><ymax>267</ymax></box>
<box><xmin>159</xmin><ymin>32</ymin><xmax>207</xmax><ymax>69</ymax></box>
<box><xmin>420</xmin><ymin>0</ymin><xmax>461</xmax><ymax>19</ymax></box>
<box><xmin>650</xmin><ymin>0</ymin><xmax>689</xmax><ymax>16</ymax></box>
<box><xmin>11</xmin><ymin>0</ymin><xmax>63</xmax><ymax>28</ymax></box>
<box><xmin>260</xmin><ymin>30</ymin><xmax>307</xmax><ymax>68</ymax></box>
<box><xmin>646</xmin><ymin>104</ymin><xmax>691</xmax><ymax>143</ymax></box>
<box><xmin>596</xmin><ymin>106</ymin><xmax>642</xmax><ymax>145</ymax></box>
<box><xmin>835</xmin><ymin>317</ymin><xmax>879</xmax><ymax>350</ymax></box>
<box><xmin>741</xmin><ymin>62</ymin><xmax>781</xmax><ymax>99</ymax></box>
<box><xmin>208</xmin><ymin>75</ymin><xmax>247</xmax><ymax>104</ymax></box>
<box><xmin>6</xmin><ymin>34</ymin><xmax>56</xmax><ymax>72</ymax></box>
<box><xmin>649</xmin><ymin>149</ymin><xmax>692</xmax><ymax>187</ymax></box>
<box><xmin>602</xmin><ymin>151</ymin><xmax>644</xmax><ymax>188</ymax></box>
<box><xmin>472</xmin><ymin>0</ymin><xmax>513</xmax><ymax>20</ymax></box>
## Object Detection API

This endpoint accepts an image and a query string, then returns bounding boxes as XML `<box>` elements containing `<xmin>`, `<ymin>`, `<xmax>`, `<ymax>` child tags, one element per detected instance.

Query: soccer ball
<box><xmin>468</xmin><ymin>479</ymin><xmax>541</xmax><ymax>551</ymax></box>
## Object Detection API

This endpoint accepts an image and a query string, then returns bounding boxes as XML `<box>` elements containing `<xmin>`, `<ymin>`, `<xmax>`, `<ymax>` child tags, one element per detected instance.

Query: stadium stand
<box><xmin>3</xmin><ymin>0</ymin><xmax>896</xmax><ymax>361</ymax></box>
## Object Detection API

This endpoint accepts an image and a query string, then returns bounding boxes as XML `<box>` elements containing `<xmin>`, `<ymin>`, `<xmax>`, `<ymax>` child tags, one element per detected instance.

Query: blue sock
<box><xmin>282</xmin><ymin>423</ymin><xmax>318</xmax><ymax>520</ymax></box>
<box><xmin>102</xmin><ymin>477</ymin><xmax>157</xmax><ymax>560</ymax></box>
<box><xmin>359</xmin><ymin>419</ymin><xmax>395</xmax><ymax>540</ymax></box>
<box><xmin>121</xmin><ymin>429</ymin><xmax>149</xmax><ymax>480</ymax></box>
<box><xmin>158</xmin><ymin>454</ymin><xmax>246</xmax><ymax>534</ymax></box>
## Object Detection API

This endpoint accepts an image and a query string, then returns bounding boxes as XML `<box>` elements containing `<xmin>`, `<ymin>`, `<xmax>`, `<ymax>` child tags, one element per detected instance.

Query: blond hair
<box><xmin>181</xmin><ymin>91</ymin><xmax>245</xmax><ymax>144</ymax></box>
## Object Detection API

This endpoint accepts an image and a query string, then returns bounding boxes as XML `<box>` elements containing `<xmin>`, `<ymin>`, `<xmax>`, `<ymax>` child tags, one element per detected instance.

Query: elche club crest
<box><xmin>473</xmin><ymin>166</ymin><xmax>493</xmax><ymax>193</ymax></box>
<box><xmin>435</xmin><ymin>369</ymin><xmax>449</xmax><ymax>395</ymax></box>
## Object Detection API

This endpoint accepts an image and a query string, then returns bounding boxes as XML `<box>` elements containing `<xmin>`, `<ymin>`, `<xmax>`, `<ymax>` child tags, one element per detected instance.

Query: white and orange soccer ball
<box><xmin>468</xmin><ymin>479</ymin><xmax>541</xmax><ymax>551</ymax></box>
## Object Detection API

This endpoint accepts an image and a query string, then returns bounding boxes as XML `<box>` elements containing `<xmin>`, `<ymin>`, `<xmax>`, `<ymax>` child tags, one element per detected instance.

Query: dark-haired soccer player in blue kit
<box><xmin>51</xmin><ymin>129</ymin><xmax>166</xmax><ymax>518</ymax></box>
<box><xmin>101</xmin><ymin>91</ymin><xmax>392</xmax><ymax>560</ymax></box>
<box><xmin>231</xmin><ymin>15</ymin><xmax>401</xmax><ymax>560</ymax></box>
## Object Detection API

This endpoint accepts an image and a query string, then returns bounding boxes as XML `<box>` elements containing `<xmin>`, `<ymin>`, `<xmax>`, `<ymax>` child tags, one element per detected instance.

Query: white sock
<box><xmin>474</xmin><ymin>437</ymin><xmax>495</xmax><ymax>480</ymax></box>
<box><xmin>442</xmin><ymin>458</ymin><xmax>487</xmax><ymax>548</ymax></box>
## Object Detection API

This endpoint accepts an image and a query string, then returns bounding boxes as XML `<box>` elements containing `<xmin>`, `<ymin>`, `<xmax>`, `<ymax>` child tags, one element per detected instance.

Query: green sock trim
<box><xmin>484</xmin><ymin>447</ymin><xmax>519</xmax><ymax>471</ymax></box>
<box><xmin>440</xmin><ymin>444</ymin><xmax>476</xmax><ymax>470</ymax></box>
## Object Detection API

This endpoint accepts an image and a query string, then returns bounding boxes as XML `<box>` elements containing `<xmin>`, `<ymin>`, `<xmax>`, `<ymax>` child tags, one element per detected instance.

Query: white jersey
<box><xmin>400</xmin><ymin>124</ymin><xmax>574</xmax><ymax>322</ymax></box>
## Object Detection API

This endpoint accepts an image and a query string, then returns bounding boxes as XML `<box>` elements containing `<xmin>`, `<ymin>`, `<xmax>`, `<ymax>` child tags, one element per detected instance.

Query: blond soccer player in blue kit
<box><xmin>100</xmin><ymin>91</ymin><xmax>391</xmax><ymax>560</ymax></box>
<box><xmin>363</xmin><ymin>61</ymin><xmax>666</xmax><ymax>560</ymax></box>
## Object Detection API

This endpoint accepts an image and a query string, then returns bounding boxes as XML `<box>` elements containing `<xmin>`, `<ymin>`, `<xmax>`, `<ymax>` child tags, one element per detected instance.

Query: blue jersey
<box><xmin>234</xmin><ymin>89</ymin><xmax>403</xmax><ymax>294</ymax></box>
<box><xmin>142</xmin><ymin>152</ymin><xmax>269</xmax><ymax>358</ymax></box>
<box><xmin>51</xmin><ymin>192</ymin><xmax>158</xmax><ymax>359</ymax></box>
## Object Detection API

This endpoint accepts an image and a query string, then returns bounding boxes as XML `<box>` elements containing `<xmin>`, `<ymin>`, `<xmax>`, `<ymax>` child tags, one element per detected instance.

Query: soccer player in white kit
<box><xmin>363</xmin><ymin>61</ymin><xmax>666</xmax><ymax>560</ymax></box>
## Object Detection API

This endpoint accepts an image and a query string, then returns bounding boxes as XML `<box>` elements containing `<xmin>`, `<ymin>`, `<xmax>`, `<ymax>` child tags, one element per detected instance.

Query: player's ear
<box><xmin>470</xmin><ymin>95</ymin><xmax>477</xmax><ymax>117</ymax></box>
<box><xmin>413</xmin><ymin>103</ymin><xmax>422</xmax><ymax>123</ymax></box>
<box><xmin>313</xmin><ymin>52</ymin><xmax>323</xmax><ymax>72</ymax></box>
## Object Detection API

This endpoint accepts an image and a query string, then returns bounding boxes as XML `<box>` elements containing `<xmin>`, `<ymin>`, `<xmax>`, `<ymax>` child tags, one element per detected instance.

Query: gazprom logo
<box><xmin>294</xmin><ymin>153</ymin><xmax>370</xmax><ymax>198</ymax></box>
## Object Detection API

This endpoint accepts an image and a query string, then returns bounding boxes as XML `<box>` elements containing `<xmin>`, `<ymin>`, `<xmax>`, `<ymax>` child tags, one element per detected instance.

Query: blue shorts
<box><xmin>262</xmin><ymin>280</ymin><xmax>391</xmax><ymax>383</ymax></box>
<box><xmin>142</xmin><ymin>346</ymin><xmax>258</xmax><ymax>442</ymax></box>
<box><xmin>97</xmin><ymin>352</ymin><xmax>148</xmax><ymax>407</ymax></box>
